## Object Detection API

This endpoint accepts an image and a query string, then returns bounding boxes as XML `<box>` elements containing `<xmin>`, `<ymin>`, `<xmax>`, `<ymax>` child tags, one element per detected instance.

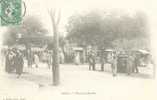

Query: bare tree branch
<box><xmin>48</xmin><ymin>8</ymin><xmax>61</xmax><ymax>27</ymax></box>
<box><xmin>56</xmin><ymin>9</ymin><xmax>61</xmax><ymax>26</ymax></box>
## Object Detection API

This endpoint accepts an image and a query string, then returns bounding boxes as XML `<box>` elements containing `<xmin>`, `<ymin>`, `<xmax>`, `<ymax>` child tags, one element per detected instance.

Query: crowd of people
<box><xmin>3</xmin><ymin>48</ymin><xmax>54</xmax><ymax>78</ymax></box>
<box><xmin>2</xmin><ymin>46</ymin><xmax>153</xmax><ymax>78</ymax></box>
<box><xmin>87</xmin><ymin>49</ymin><xmax>153</xmax><ymax>77</ymax></box>
<box><xmin>5</xmin><ymin>48</ymin><xmax>24</xmax><ymax>78</ymax></box>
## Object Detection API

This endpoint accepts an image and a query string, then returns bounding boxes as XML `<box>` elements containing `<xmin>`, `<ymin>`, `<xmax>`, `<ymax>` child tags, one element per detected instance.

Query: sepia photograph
<box><xmin>0</xmin><ymin>0</ymin><xmax>157</xmax><ymax>100</ymax></box>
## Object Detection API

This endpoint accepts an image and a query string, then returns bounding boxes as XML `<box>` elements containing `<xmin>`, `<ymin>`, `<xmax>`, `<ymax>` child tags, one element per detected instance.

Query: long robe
<box><xmin>14</xmin><ymin>55</ymin><xmax>24</xmax><ymax>75</ymax></box>
<box><xmin>5</xmin><ymin>53</ymin><xmax>14</xmax><ymax>73</ymax></box>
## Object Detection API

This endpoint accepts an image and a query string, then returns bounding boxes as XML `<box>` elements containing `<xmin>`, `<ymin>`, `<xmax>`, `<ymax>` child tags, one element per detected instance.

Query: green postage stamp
<box><xmin>0</xmin><ymin>0</ymin><xmax>22</xmax><ymax>25</ymax></box>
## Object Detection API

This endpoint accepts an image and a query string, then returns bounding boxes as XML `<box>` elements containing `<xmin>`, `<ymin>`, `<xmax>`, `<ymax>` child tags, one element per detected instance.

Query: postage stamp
<box><xmin>0</xmin><ymin>0</ymin><xmax>22</xmax><ymax>26</ymax></box>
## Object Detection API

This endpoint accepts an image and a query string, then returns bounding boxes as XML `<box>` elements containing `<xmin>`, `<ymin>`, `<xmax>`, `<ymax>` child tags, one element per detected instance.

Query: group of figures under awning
<box><xmin>102</xmin><ymin>49</ymin><xmax>153</xmax><ymax>73</ymax></box>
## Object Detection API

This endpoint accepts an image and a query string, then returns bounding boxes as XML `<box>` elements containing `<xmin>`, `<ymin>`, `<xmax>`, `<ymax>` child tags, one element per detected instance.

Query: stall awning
<box><xmin>136</xmin><ymin>49</ymin><xmax>150</xmax><ymax>55</ymax></box>
<box><xmin>73</xmin><ymin>47</ymin><xmax>83</xmax><ymax>51</ymax></box>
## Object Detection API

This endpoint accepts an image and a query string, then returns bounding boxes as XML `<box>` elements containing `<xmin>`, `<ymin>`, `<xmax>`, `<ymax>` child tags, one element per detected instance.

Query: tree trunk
<box><xmin>52</xmin><ymin>21</ymin><xmax>60</xmax><ymax>85</ymax></box>
<box><xmin>49</xmin><ymin>9</ymin><xmax>61</xmax><ymax>86</ymax></box>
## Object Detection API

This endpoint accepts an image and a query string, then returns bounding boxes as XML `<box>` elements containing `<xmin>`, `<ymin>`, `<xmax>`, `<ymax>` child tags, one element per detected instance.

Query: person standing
<box><xmin>100</xmin><ymin>49</ymin><xmax>105</xmax><ymax>71</ymax></box>
<box><xmin>5</xmin><ymin>50</ymin><xmax>16</xmax><ymax>73</ymax></box>
<box><xmin>134</xmin><ymin>54</ymin><xmax>139</xmax><ymax>73</ymax></box>
<box><xmin>14</xmin><ymin>50</ymin><xmax>24</xmax><ymax>78</ymax></box>
<box><xmin>27</xmin><ymin>49</ymin><xmax>33</xmax><ymax>68</ymax></box>
<box><xmin>59</xmin><ymin>50</ymin><xmax>65</xmax><ymax>64</ymax></box>
<box><xmin>111</xmin><ymin>52</ymin><xmax>117</xmax><ymax>76</ymax></box>
<box><xmin>92</xmin><ymin>51</ymin><xmax>96</xmax><ymax>70</ymax></box>
<box><xmin>88</xmin><ymin>51</ymin><xmax>96</xmax><ymax>70</ymax></box>
<box><xmin>74</xmin><ymin>52</ymin><xmax>80</xmax><ymax>65</ymax></box>
<box><xmin>5</xmin><ymin>50</ymin><xmax>12</xmax><ymax>73</ymax></box>
<box><xmin>88</xmin><ymin>54</ymin><xmax>93</xmax><ymax>70</ymax></box>
<box><xmin>47</xmin><ymin>51</ymin><xmax>53</xmax><ymax>69</ymax></box>
<box><xmin>126</xmin><ymin>52</ymin><xmax>135</xmax><ymax>75</ymax></box>
<box><xmin>34</xmin><ymin>53</ymin><xmax>39</xmax><ymax>68</ymax></box>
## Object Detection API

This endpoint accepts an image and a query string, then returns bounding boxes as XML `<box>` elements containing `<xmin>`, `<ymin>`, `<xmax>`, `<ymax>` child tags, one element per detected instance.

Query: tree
<box><xmin>48</xmin><ymin>9</ymin><xmax>61</xmax><ymax>86</ymax></box>
<box><xmin>66</xmin><ymin>11</ymin><xmax>105</xmax><ymax>48</ymax></box>
<box><xmin>111</xmin><ymin>11</ymin><xmax>149</xmax><ymax>50</ymax></box>
<box><xmin>66</xmin><ymin>10</ymin><xmax>149</xmax><ymax>50</ymax></box>
<box><xmin>3</xmin><ymin>16</ymin><xmax>49</xmax><ymax>68</ymax></box>
<box><xmin>3</xmin><ymin>16</ymin><xmax>48</xmax><ymax>46</ymax></box>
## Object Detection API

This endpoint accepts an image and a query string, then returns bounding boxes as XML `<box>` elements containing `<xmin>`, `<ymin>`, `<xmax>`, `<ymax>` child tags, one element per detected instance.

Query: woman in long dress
<box><xmin>74</xmin><ymin>52</ymin><xmax>80</xmax><ymax>65</ymax></box>
<box><xmin>5</xmin><ymin>51</ymin><xmax>15</xmax><ymax>73</ymax></box>
<box><xmin>34</xmin><ymin>53</ymin><xmax>40</xmax><ymax>68</ymax></box>
<box><xmin>14</xmin><ymin>51</ymin><xmax>24</xmax><ymax>78</ymax></box>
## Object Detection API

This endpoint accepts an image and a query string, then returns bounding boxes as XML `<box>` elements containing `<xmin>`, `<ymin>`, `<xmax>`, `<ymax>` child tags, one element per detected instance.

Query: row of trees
<box><xmin>66</xmin><ymin>10</ymin><xmax>150</xmax><ymax>50</ymax></box>
<box><xmin>4</xmin><ymin>10</ymin><xmax>149</xmax><ymax>50</ymax></box>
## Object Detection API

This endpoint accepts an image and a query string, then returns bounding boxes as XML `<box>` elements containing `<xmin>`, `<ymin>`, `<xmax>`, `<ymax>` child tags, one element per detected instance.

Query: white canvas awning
<box><xmin>137</xmin><ymin>49</ymin><xmax>150</xmax><ymax>54</ymax></box>
<box><xmin>105</xmin><ymin>49</ymin><xmax>114</xmax><ymax>52</ymax></box>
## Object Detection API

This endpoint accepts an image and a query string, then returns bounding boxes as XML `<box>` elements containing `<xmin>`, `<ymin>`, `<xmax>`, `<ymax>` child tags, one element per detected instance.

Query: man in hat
<box><xmin>88</xmin><ymin>51</ymin><xmax>96</xmax><ymax>71</ymax></box>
